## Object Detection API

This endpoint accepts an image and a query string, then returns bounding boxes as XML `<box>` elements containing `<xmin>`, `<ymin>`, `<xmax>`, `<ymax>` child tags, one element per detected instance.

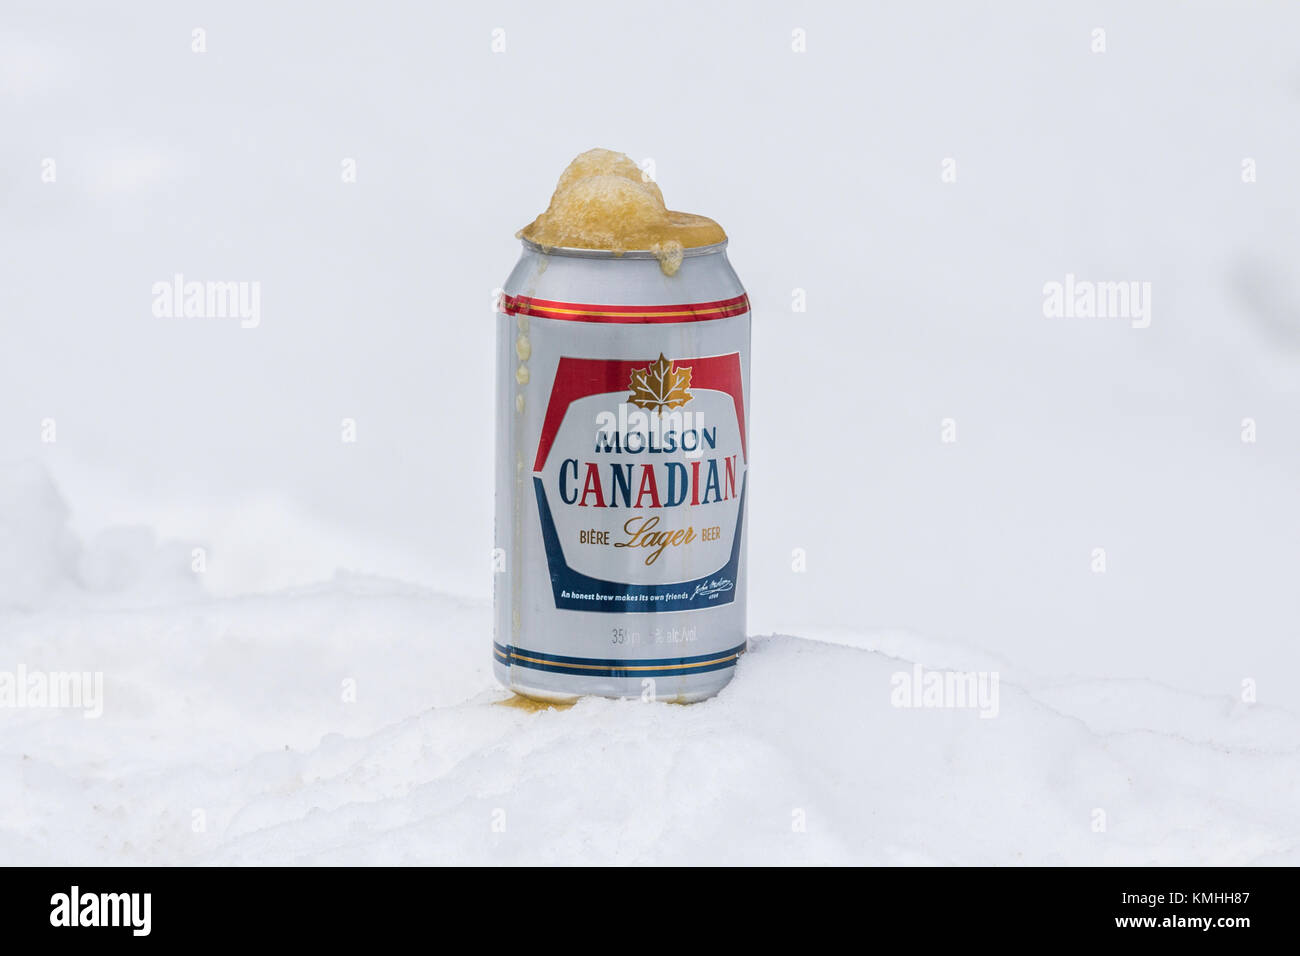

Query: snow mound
<box><xmin>0</xmin><ymin>460</ymin><xmax>202</xmax><ymax>610</ymax></box>
<box><xmin>0</xmin><ymin>460</ymin><xmax>79</xmax><ymax>609</ymax></box>
<box><xmin>3</xmin><ymin>581</ymin><xmax>1296</xmax><ymax>865</ymax></box>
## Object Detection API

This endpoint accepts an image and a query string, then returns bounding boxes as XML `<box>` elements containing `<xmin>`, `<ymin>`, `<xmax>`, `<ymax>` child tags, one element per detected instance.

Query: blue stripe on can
<box><xmin>493</xmin><ymin>641</ymin><xmax>745</xmax><ymax>679</ymax></box>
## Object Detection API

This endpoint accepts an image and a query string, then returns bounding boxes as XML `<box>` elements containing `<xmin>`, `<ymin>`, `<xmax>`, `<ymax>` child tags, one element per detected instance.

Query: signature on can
<box><xmin>690</xmin><ymin>578</ymin><xmax>735</xmax><ymax>601</ymax></box>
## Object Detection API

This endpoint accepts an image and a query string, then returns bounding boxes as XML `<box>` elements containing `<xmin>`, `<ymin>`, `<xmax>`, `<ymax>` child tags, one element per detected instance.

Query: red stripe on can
<box><xmin>501</xmin><ymin>293</ymin><xmax>749</xmax><ymax>324</ymax></box>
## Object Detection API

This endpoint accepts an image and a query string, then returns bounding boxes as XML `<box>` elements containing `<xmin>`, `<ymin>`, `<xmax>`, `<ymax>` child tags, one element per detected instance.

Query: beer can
<box><xmin>493</xmin><ymin>238</ymin><xmax>751</xmax><ymax>702</ymax></box>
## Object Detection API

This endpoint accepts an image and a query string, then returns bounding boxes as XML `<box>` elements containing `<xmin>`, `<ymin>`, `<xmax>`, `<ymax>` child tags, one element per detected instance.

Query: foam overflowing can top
<box><xmin>518</xmin><ymin>148</ymin><xmax>726</xmax><ymax>275</ymax></box>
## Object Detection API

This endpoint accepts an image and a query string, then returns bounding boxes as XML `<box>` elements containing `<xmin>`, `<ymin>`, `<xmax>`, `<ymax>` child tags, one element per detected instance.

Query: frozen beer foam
<box><xmin>518</xmin><ymin>148</ymin><xmax>726</xmax><ymax>275</ymax></box>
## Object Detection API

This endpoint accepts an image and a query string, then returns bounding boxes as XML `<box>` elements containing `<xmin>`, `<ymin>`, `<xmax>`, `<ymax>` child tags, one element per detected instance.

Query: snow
<box><xmin>1</xmin><ymin>464</ymin><xmax>1296</xmax><ymax>865</ymax></box>
<box><xmin>4</xmin><ymin>2</ymin><xmax>1300</xmax><ymax>864</ymax></box>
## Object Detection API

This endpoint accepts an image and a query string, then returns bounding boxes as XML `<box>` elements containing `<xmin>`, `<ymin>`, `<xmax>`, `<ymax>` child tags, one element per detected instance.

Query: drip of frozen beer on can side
<box><xmin>517</xmin><ymin>148</ymin><xmax>726</xmax><ymax>275</ymax></box>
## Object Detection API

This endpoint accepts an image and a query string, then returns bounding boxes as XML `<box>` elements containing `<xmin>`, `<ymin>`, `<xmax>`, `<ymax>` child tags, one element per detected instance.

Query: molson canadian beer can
<box><xmin>494</xmin><ymin>149</ymin><xmax>750</xmax><ymax>702</ymax></box>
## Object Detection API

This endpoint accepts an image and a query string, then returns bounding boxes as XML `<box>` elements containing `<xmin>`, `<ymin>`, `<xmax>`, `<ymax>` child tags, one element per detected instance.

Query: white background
<box><xmin>3</xmin><ymin>1</ymin><xmax>1298</xmax><ymax>864</ymax></box>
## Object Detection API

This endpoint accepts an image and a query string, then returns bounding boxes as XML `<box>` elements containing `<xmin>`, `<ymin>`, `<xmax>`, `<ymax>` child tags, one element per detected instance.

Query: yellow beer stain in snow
<box><xmin>496</xmin><ymin>694</ymin><xmax>577</xmax><ymax>713</ymax></box>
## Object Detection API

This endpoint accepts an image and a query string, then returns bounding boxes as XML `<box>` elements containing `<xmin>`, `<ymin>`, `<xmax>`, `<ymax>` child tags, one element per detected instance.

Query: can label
<box><xmin>505</xmin><ymin>293</ymin><xmax>750</xmax><ymax>616</ymax></box>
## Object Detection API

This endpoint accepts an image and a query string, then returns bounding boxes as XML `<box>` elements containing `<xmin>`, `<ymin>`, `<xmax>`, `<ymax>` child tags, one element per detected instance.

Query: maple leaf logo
<box><xmin>627</xmin><ymin>354</ymin><xmax>693</xmax><ymax>414</ymax></box>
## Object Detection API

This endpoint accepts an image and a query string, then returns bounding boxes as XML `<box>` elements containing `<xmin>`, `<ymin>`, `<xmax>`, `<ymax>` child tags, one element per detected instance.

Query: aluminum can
<box><xmin>493</xmin><ymin>238</ymin><xmax>751</xmax><ymax>702</ymax></box>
